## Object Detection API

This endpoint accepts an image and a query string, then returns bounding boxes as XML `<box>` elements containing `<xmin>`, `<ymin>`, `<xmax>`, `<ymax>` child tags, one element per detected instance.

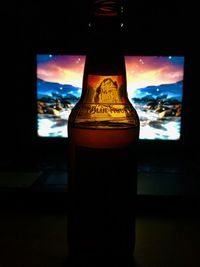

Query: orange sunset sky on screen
<box><xmin>37</xmin><ymin>55</ymin><xmax>184</xmax><ymax>98</ymax></box>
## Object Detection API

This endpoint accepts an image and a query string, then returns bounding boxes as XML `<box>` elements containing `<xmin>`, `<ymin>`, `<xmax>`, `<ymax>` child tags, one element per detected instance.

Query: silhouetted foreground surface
<box><xmin>0</xmin><ymin>208</ymin><xmax>200</xmax><ymax>267</ymax></box>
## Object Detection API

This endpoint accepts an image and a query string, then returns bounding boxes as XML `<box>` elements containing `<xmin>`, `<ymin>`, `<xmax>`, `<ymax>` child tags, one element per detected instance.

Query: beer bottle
<box><xmin>67</xmin><ymin>0</ymin><xmax>140</xmax><ymax>266</ymax></box>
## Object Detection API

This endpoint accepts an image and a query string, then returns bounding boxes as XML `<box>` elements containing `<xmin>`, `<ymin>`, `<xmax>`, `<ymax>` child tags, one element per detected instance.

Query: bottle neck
<box><xmin>84</xmin><ymin>50</ymin><xmax>126</xmax><ymax>76</ymax></box>
<box><xmin>87</xmin><ymin>0</ymin><xmax>125</xmax><ymax>55</ymax></box>
<box><xmin>85</xmin><ymin>2</ymin><xmax>125</xmax><ymax>76</ymax></box>
<box><xmin>82</xmin><ymin>51</ymin><xmax>128</xmax><ymax>101</ymax></box>
<box><xmin>89</xmin><ymin>15</ymin><xmax>123</xmax><ymax>33</ymax></box>
<box><xmin>81</xmin><ymin>0</ymin><xmax>128</xmax><ymax>97</ymax></box>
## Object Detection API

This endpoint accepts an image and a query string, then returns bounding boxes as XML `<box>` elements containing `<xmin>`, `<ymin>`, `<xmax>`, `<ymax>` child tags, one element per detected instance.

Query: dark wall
<box><xmin>1</xmin><ymin>1</ymin><xmax>198</xmax><ymax>164</ymax></box>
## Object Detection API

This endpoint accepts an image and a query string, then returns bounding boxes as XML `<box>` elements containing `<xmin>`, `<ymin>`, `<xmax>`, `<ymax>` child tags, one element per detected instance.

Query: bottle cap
<box><xmin>93</xmin><ymin>0</ymin><xmax>123</xmax><ymax>17</ymax></box>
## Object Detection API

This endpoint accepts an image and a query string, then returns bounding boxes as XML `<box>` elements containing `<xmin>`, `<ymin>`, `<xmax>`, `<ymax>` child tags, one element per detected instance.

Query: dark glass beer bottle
<box><xmin>67</xmin><ymin>1</ymin><xmax>139</xmax><ymax>266</ymax></box>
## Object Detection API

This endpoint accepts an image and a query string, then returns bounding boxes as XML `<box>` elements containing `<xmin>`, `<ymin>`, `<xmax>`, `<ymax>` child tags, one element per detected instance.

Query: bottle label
<box><xmin>78</xmin><ymin>103</ymin><xmax>135</xmax><ymax>117</ymax></box>
<box><xmin>75</xmin><ymin>75</ymin><xmax>138</xmax><ymax>127</ymax></box>
<box><xmin>86</xmin><ymin>75</ymin><xmax>124</xmax><ymax>104</ymax></box>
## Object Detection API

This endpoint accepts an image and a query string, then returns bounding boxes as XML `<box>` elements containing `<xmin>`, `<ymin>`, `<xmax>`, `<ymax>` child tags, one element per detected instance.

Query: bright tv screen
<box><xmin>37</xmin><ymin>55</ymin><xmax>184</xmax><ymax>140</ymax></box>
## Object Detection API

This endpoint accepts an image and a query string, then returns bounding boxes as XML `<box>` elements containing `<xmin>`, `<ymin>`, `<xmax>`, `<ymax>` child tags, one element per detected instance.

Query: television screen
<box><xmin>37</xmin><ymin>55</ymin><xmax>184</xmax><ymax>140</ymax></box>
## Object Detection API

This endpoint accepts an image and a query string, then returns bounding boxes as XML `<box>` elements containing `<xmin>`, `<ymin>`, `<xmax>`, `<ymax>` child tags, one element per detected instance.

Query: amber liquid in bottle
<box><xmin>67</xmin><ymin>1</ymin><xmax>140</xmax><ymax>266</ymax></box>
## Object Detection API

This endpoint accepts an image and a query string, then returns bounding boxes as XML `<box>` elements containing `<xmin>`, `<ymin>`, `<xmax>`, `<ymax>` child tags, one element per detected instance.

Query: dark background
<box><xmin>0</xmin><ymin>4</ymin><xmax>200</xmax><ymax>266</ymax></box>
<box><xmin>1</xmin><ymin>1</ymin><xmax>199</xmax><ymax>166</ymax></box>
